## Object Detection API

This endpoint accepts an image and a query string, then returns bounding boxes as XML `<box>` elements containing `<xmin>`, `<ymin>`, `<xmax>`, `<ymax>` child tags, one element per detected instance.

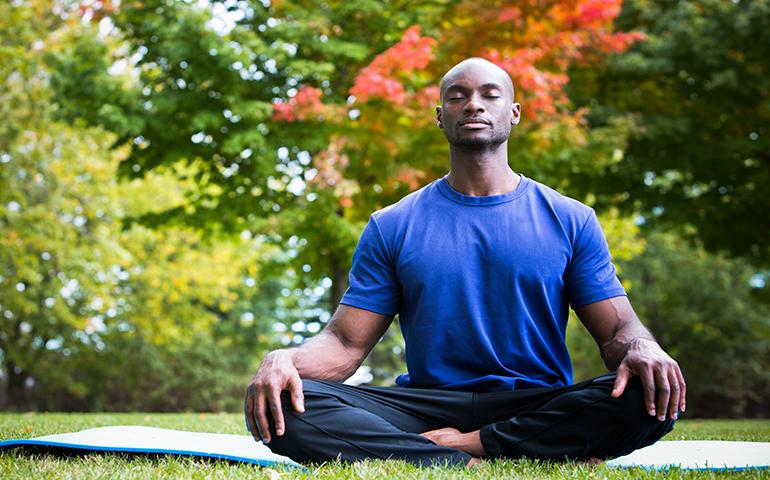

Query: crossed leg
<box><xmin>257</xmin><ymin>373</ymin><xmax>675</xmax><ymax>467</ymax></box>
<box><xmin>261</xmin><ymin>379</ymin><xmax>473</xmax><ymax>467</ymax></box>
<box><xmin>476</xmin><ymin>373</ymin><xmax>676</xmax><ymax>460</ymax></box>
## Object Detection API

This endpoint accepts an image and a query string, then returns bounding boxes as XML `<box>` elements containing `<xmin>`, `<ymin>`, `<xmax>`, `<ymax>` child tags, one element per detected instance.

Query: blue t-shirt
<box><xmin>339</xmin><ymin>173</ymin><xmax>626</xmax><ymax>392</ymax></box>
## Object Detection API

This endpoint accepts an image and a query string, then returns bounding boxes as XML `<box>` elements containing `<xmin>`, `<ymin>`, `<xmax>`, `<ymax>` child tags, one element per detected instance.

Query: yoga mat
<box><xmin>3</xmin><ymin>429</ymin><xmax>769</xmax><ymax>471</ymax></box>
<box><xmin>606</xmin><ymin>440</ymin><xmax>770</xmax><ymax>470</ymax></box>
<box><xmin>0</xmin><ymin>426</ymin><xmax>303</xmax><ymax>469</ymax></box>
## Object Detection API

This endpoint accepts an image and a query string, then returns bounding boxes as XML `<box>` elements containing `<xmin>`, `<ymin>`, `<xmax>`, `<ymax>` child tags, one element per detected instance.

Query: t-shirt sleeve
<box><xmin>339</xmin><ymin>216</ymin><xmax>401</xmax><ymax>316</ymax></box>
<box><xmin>566</xmin><ymin>210</ymin><xmax>627</xmax><ymax>308</ymax></box>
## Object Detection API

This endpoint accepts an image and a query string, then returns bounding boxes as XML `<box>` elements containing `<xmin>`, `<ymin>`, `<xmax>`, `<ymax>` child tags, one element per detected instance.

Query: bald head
<box><xmin>440</xmin><ymin>57</ymin><xmax>515</xmax><ymax>103</ymax></box>
<box><xmin>435</xmin><ymin>57</ymin><xmax>522</xmax><ymax>148</ymax></box>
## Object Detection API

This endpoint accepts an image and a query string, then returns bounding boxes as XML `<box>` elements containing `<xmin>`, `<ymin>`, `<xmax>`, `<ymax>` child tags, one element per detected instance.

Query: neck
<box><xmin>446</xmin><ymin>141</ymin><xmax>520</xmax><ymax>196</ymax></box>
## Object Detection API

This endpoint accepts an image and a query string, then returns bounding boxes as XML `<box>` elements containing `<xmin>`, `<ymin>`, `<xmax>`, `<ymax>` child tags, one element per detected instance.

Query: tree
<box><xmin>619</xmin><ymin>231</ymin><xmax>770</xmax><ymax>417</ymax></box>
<box><xmin>263</xmin><ymin>0</ymin><xmax>649</xmax><ymax>318</ymax></box>
<box><xmin>1</xmin><ymin>0</ymin><xmax>295</xmax><ymax>409</ymax></box>
<box><xmin>44</xmin><ymin>0</ymin><xmax>649</xmax><ymax>387</ymax></box>
<box><xmin>570</xmin><ymin>0</ymin><xmax>770</xmax><ymax>265</ymax></box>
<box><xmin>57</xmin><ymin>0</ymin><xmax>645</xmax><ymax>303</ymax></box>
<box><xmin>0</xmin><ymin>0</ymin><xmax>118</xmax><ymax>408</ymax></box>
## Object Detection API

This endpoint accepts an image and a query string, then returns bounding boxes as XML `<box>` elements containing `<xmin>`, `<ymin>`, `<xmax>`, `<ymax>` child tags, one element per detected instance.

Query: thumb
<box><xmin>612</xmin><ymin>364</ymin><xmax>631</xmax><ymax>398</ymax></box>
<box><xmin>288</xmin><ymin>375</ymin><xmax>305</xmax><ymax>413</ymax></box>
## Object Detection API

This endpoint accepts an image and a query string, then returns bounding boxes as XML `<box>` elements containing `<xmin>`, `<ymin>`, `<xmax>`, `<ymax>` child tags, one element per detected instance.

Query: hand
<box><xmin>244</xmin><ymin>349</ymin><xmax>305</xmax><ymax>443</ymax></box>
<box><xmin>611</xmin><ymin>338</ymin><xmax>686</xmax><ymax>421</ymax></box>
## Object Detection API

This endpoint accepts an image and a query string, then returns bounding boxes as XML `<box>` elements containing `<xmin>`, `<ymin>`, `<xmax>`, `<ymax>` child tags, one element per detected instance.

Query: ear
<box><xmin>510</xmin><ymin>102</ymin><xmax>522</xmax><ymax>126</ymax></box>
<box><xmin>436</xmin><ymin>105</ymin><xmax>443</xmax><ymax>128</ymax></box>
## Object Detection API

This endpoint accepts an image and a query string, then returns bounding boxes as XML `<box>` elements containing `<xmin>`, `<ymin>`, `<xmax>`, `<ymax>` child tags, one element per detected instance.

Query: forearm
<box><xmin>275</xmin><ymin>330</ymin><xmax>364</xmax><ymax>382</ymax></box>
<box><xmin>260</xmin><ymin>305</ymin><xmax>390</xmax><ymax>383</ymax></box>
<box><xmin>578</xmin><ymin>297</ymin><xmax>685</xmax><ymax>419</ymax></box>
<box><xmin>579</xmin><ymin>296</ymin><xmax>656</xmax><ymax>371</ymax></box>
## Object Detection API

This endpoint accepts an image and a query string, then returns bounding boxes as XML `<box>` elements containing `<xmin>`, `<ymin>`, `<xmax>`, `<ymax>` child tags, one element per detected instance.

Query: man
<box><xmin>244</xmin><ymin>57</ymin><xmax>685</xmax><ymax>468</ymax></box>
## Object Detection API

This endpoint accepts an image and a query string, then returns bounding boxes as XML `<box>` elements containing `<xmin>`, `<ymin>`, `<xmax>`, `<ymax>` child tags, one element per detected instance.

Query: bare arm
<box><xmin>575</xmin><ymin>295</ymin><xmax>655</xmax><ymax>370</ymax></box>
<box><xmin>244</xmin><ymin>304</ymin><xmax>393</xmax><ymax>443</ymax></box>
<box><xmin>575</xmin><ymin>295</ymin><xmax>686</xmax><ymax>421</ymax></box>
<box><xmin>291</xmin><ymin>304</ymin><xmax>394</xmax><ymax>381</ymax></box>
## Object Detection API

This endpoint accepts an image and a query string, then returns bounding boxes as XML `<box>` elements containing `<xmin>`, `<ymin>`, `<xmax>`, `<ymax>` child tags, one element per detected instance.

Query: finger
<box><xmin>676</xmin><ymin>366</ymin><xmax>687</xmax><ymax>413</ymax></box>
<box><xmin>612</xmin><ymin>364</ymin><xmax>630</xmax><ymax>398</ymax></box>
<box><xmin>640</xmin><ymin>367</ymin><xmax>656</xmax><ymax>417</ymax></box>
<box><xmin>666</xmin><ymin>369</ymin><xmax>680</xmax><ymax>420</ymax></box>
<box><xmin>654</xmin><ymin>368</ymin><xmax>670</xmax><ymax>422</ymax></box>
<box><xmin>288</xmin><ymin>375</ymin><xmax>305</xmax><ymax>413</ymax></box>
<box><xmin>256</xmin><ymin>391</ymin><xmax>271</xmax><ymax>444</ymax></box>
<box><xmin>268</xmin><ymin>386</ymin><xmax>286</xmax><ymax>438</ymax></box>
<box><xmin>244</xmin><ymin>385</ymin><xmax>261</xmax><ymax>442</ymax></box>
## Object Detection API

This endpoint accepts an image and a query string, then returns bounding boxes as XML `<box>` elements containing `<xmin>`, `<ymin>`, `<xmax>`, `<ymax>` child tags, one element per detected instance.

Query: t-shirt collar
<box><xmin>437</xmin><ymin>173</ymin><xmax>530</xmax><ymax>206</ymax></box>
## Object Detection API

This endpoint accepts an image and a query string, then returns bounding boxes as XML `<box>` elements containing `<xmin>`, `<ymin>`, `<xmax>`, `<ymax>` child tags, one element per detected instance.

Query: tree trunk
<box><xmin>4</xmin><ymin>362</ymin><xmax>28</xmax><ymax>410</ymax></box>
<box><xmin>329</xmin><ymin>255</ymin><xmax>349</xmax><ymax>313</ymax></box>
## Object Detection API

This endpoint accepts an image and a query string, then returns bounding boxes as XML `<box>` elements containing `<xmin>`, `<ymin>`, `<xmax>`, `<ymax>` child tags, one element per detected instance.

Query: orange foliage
<box><xmin>414</xmin><ymin>85</ymin><xmax>441</xmax><ymax>110</ymax></box>
<box><xmin>272</xmin><ymin>0</ymin><xmax>643</xmax><ymax>123</ymax></box>
<box><xmin>349</xmin><ymin>26</ymin><xmax>437</xmax><ymax>105</ymax></box>
<box><xmin>272</xmin><ymin>0</ymin><xmax>645</xmax><ymax>205</ymax></box>
<box><xmin>308</xmin><ymin>135</ymin><xmax>349</xmax><ymax>189</ymax></box>
<box><xmin>391</xmin><ymin>166</ymin><xmax>427</xmax><ymax>191</ymax></box>
<box><xmin>442</xmin><ymin>0</ymin><xmax>645</xmax><ymax>120</ymax></box>
<box><xmin>307</xmin><ymin>136</ymin><xmax>361</xmax><ymax>208</ymax></box>
<box><xmin>272</xmin><ymin>85</ymin><xmax>334</xmax><ymax>122</ymax></box>
<box><xmin>78</xmin><ymin>0</ymin><xmax>119</xmax><ymax>22</ymax></box>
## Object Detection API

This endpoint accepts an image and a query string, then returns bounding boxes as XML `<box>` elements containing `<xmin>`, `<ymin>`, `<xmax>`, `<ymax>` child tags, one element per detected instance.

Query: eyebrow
<box><xmin>445</xmin><ymin>82</ymin><xmax>504</xmax><ymax>92</ymax></box>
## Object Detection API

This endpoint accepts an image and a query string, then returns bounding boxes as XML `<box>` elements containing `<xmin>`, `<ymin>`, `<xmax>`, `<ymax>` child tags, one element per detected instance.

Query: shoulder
<box><xmin>523</xmin><ymin>177</ymin><xmax>596</xmax><ymax>245</ymax></box>
<box><xmin>366</xmin><ymin>178</ymin><xmax>442</xmax><ymax>259</ymax></box>
<box><xmin>526</xmin><ymin>177</ymin><xmax>593</xmax><ymax>221</ymax></box>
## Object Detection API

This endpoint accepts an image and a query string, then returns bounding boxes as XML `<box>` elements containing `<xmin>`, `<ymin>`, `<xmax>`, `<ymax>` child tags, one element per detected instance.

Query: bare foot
<box><xmin>420</xmin><ymin>427</ymin><xmax>487</xmax><ymax>457</ymax></box>
<box><xmin>466</xmin><ymin>457</ymin><xmax>482</xmax><ymax>468</ymax></box>
<box><xmin>420</xmin><ymin>427</ymin><xmax>463</xmax><ymax>446</ymax></box>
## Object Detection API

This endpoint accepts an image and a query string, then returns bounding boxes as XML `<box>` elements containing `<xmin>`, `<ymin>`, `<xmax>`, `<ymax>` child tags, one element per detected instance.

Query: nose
<box><xmin>463</xmin><ymin>92</ymin><xmax>485</xmax><ymax>114</ymax></box>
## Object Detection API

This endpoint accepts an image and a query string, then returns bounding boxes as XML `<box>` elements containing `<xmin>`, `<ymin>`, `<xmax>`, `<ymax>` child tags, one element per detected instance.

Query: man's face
<box><xmin>437</xmin><ymin>60</ymin><xmax>521</xmax><ymax>148</ymax></box>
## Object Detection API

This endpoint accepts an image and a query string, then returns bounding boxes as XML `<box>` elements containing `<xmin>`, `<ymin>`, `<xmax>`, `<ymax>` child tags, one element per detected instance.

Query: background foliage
<box><xmin>1</xmin><ymin>0</ymin><xmax>767</xmax><ymax>417</ymax></box>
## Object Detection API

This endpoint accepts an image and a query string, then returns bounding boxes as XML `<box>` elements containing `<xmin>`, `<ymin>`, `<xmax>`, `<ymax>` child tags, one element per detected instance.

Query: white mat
<box><xmin>0</xmin><ymin>426</ymin><xmax>302</xmax><ymax>469</ymax></box>
<box><xmin>606</xmin><ymin>440</ymin><xmax>770</xmax><ymax>470</ymax></box>
<box><xmin>3</xmin><ymin>428</ymin><xmax>769</xmax><ymax>470</ymax></box>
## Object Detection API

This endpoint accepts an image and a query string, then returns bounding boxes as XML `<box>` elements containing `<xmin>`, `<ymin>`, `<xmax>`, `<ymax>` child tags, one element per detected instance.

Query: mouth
<box><xmin>458</xmin><ymin>118</ymin><xmax>491</xmax><ymax>129</ymax></box>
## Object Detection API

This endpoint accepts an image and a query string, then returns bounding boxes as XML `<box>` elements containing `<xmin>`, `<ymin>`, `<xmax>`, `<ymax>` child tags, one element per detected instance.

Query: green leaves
<box><xmin>5</xmin><ymin>0</ymin><xmax>767</xmax><ymax>412</ymax></box>
<box><xmin>572</xmin><ymin>0</ymin><xmax>770</xmax><ymax>264</ymax></box>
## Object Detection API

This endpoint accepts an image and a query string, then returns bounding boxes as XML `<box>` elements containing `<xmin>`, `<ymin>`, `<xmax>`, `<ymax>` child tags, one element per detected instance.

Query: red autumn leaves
<box><xmin>270</xmin><ymin>0</ymin><xmax>645</xmax><ymax>208</ymax></box>
<box><xmin>272</xmin><ymin>0</ymin><xmax>643</xmax><ymax>123</ymax></box>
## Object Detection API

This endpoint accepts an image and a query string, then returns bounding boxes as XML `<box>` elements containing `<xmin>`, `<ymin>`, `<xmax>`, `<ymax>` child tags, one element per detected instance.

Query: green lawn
<box><xmin>1</xmin><ymin>414</ymin><xmax>769</xmax><ymax>479</ymax></box>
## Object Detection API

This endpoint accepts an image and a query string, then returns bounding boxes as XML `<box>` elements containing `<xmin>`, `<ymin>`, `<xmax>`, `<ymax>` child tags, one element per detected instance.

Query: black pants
<box><xmin>259</xmin><ymin>373</ymin><xmax>675</xmax><ymax>467</ymax></box>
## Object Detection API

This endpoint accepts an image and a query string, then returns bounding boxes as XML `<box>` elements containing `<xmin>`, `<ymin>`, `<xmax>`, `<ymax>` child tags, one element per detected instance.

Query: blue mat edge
<box><xmin>610</xmin><ymin>463</ymin><xmax>769</xmax><ymax>472</ymax></box>
<box><xmin>0</xmin><ymin>439</ymin><xmax>306</xmax><ymax>470</ymax></box>
<box><xmin>3</xmin><ymin>438</ymin><xmax>768</xmax><ymax>471</ymax></box>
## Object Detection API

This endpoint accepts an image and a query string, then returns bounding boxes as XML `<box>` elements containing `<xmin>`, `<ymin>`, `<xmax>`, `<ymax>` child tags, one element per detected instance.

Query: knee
<box><xmin>271</xmin><ymin>379</ymin><xmax>336</xmax><ymax>423</ymax></box>
<box><xmin>263</xmin><ymin>380</ymin><xmax>338</xmax><ymax>458</ymax></box>
<box><xmin>298</xmin><ymin>378</ymin><xmax>331</xmax><ymax>394</ymax></box>
<box><xmin>605</xmin><ymin>376</ymin><xmax>676</xmax><ymax>447</ymax></box>
<box><xmin>267</xmin><ymin>380</ymin><xmax>328</xmax><ymax>433</ymax></box>
<box><xmin>262</xmin><ymin>392</ymin><xmax>308</xmax><ymax>458</ymax></box>
<box><xmin>618</xmin><ymin>377</ymin><xmax>677</xmax><ymax>422</ymax></box>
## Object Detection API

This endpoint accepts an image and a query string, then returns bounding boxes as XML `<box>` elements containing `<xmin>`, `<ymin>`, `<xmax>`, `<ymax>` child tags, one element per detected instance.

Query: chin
<box><xmin>450</xmin><ymin>137</ymin><xmax>506</xmax><ymax>148</ymax></box>
<box><xmin>448</xmin><ymin>130</ymin><xmax>509</xmax><ymax>148</ymax></box>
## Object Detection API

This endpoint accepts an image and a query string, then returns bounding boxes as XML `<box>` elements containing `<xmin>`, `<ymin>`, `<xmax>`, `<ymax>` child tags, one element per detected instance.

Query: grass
<box><xmin>1</xmin><ymin>413</ymin><xmax>769</xmax><ymax>479</ymax></box>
